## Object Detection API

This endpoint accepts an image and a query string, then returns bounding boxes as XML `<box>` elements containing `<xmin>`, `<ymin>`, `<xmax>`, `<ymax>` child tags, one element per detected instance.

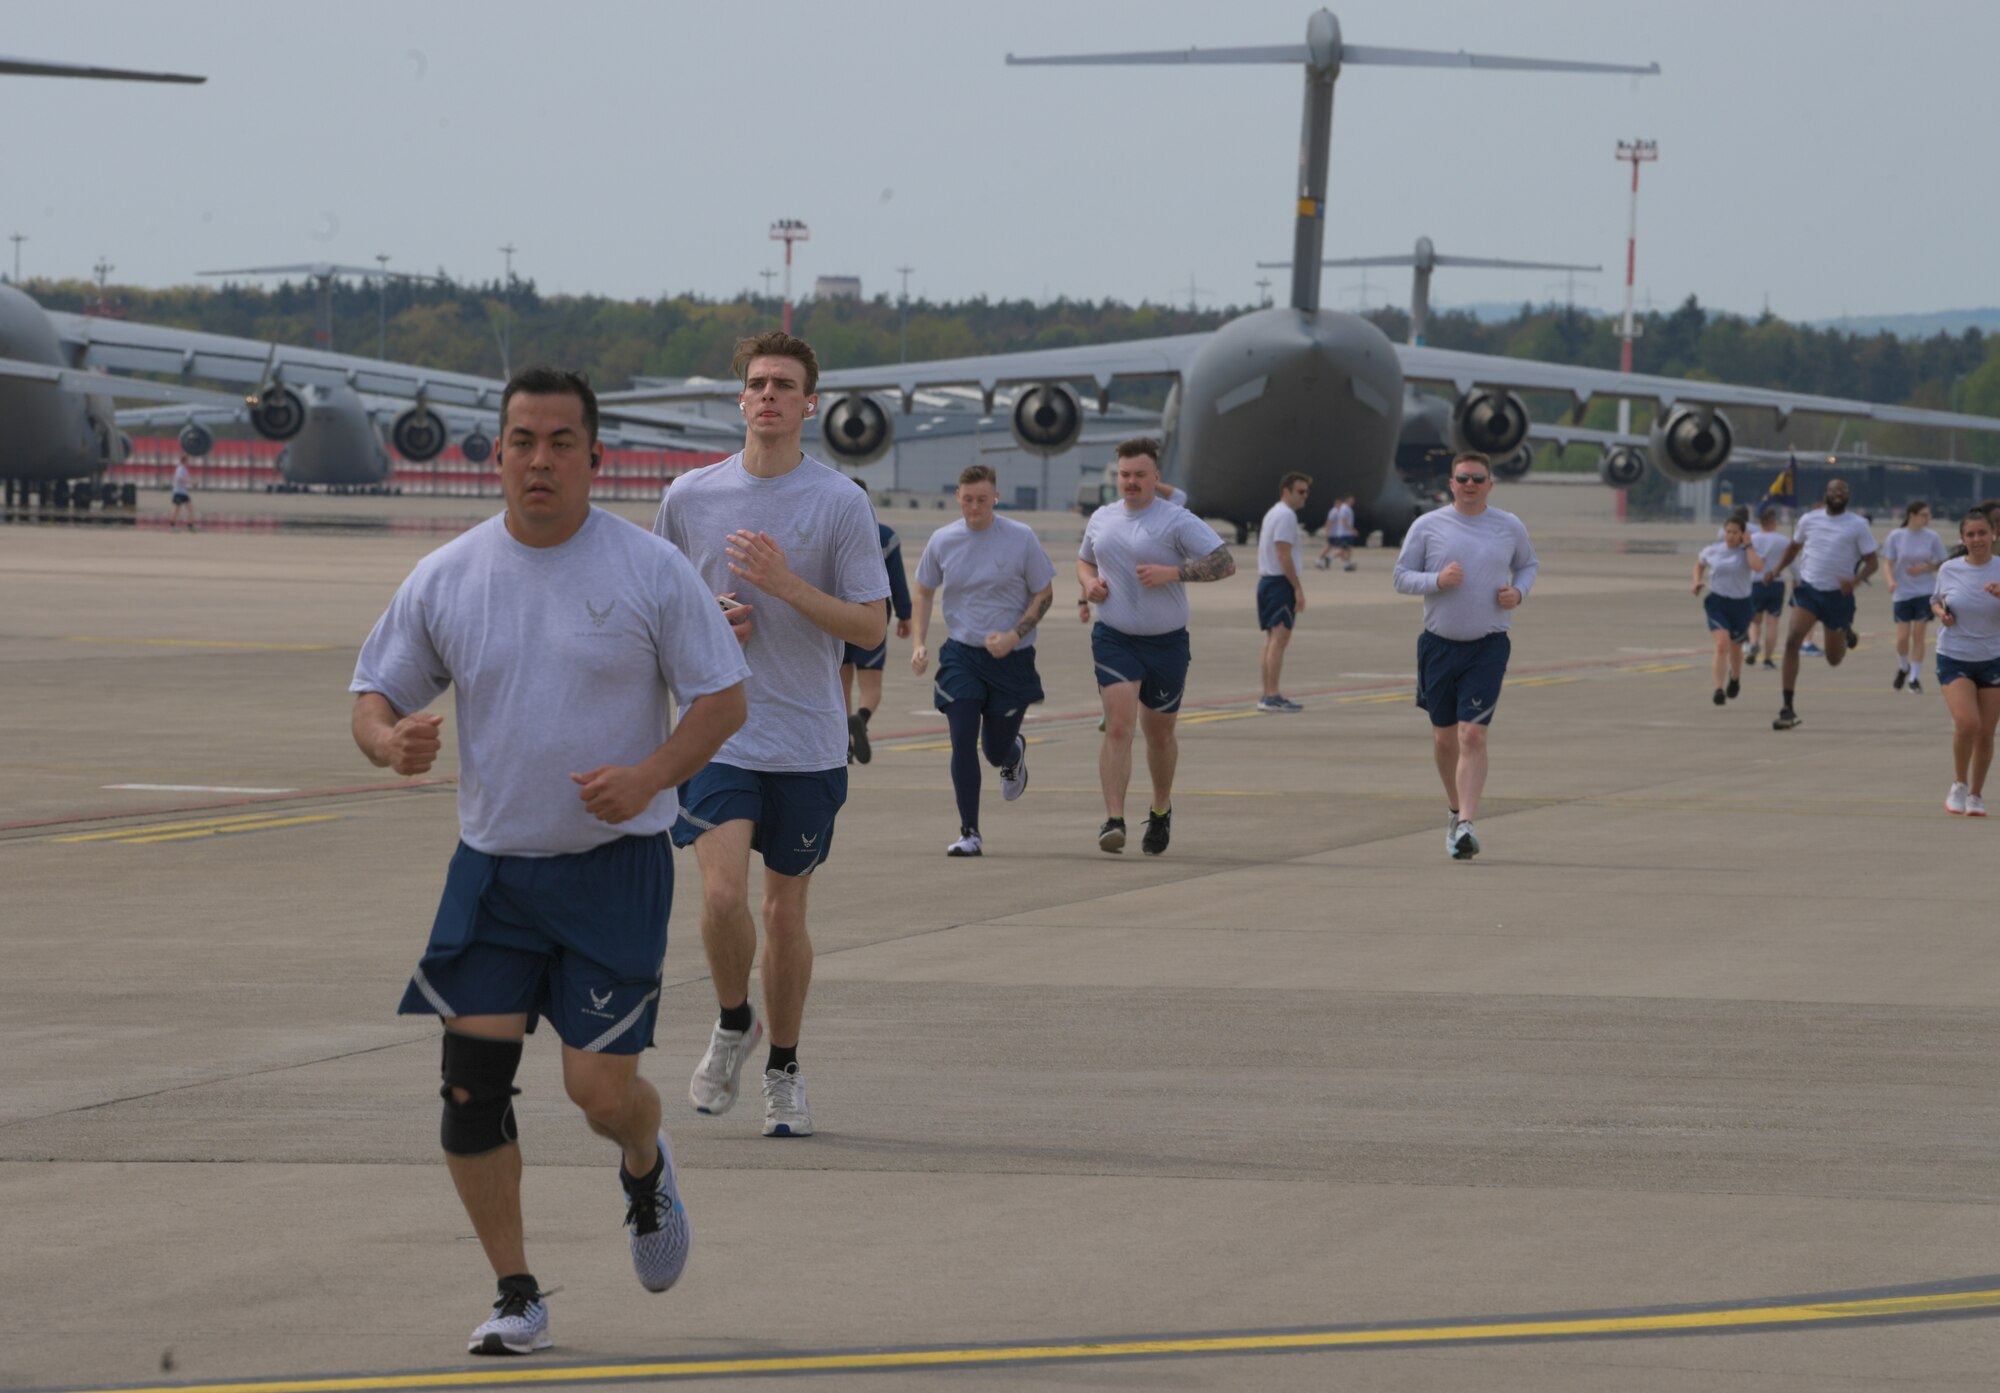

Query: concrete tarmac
<box><xmin>3</xmin><ymin>481</ymin><xmax>1996</xmax><ymax>1392</ymax></box>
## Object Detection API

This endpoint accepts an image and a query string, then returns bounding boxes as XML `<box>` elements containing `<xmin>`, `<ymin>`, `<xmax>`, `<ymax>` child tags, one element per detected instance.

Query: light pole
<box><xmin>1614</xmin><ymin>138</ymin><xmax>1657</xmax><ymax>521</ymax></box>
<box><xmin>375</xmin><ymin>253</ymin><xmax>391</xmax><ymax>359</ymax></box>
<box><xmin>7</xmin><ymin>232</ymin><xmax>23</xmax><ymax>282</ymax></box>
<box><xmin>498</xmin><ymin>242</ymin><xmax>517</xmax><ymax>375</ymax></box>
<box><xmin>769</xmin><ymin>220</ymin><xmax>809</xmax><ymax>333</ymax></box>
<box><xmin>896</xmin><ymin>264</ymin><xmax>915</xmax><ymax>362</ymax></box>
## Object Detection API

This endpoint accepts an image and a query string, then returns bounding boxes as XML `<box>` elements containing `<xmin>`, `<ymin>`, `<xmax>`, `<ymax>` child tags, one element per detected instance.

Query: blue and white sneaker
<box><xmin>999</xmin><ymin>735</ymin><xmax>1029</xmax><ymax>801</ymax></box>
<box><xmin>622</xmin><ymin>1131</ymin><xmax>691</xmax><ymax>1293</ymax></box>
<box><xmin>469</xmin><ymin>1279</ymin><xmax>552</xmax><ymax>1356</ymax></box>
<box><xmin>1256</xmin><ymin>694</ymin><xmax>1304</xmax><ymax>712</ymax></box>
<box><xmin>762</xmin><ymin>1063</ymin><xmax>814</xmax><ymax>1137</ymax></box>
<box><xmin>1451</xmin><ymin>819</ymin><xmax>1481</xmax><ymax>861</ymax></box>
<box><xmin>690</xmin><ymin>1014</ymin><xmax>763</xmax><ymax>1115</ymax></box>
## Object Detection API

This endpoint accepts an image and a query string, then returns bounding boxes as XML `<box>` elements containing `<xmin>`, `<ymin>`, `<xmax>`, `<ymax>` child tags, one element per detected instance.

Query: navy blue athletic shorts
<box><xmin>1750</xmin><ymin>579</ymin><xmax>1786</xmax><ymax>615</ymax></box>
<box><xmin>1937</xmin><ymin>653</ymin><xmax>2000</xmax><ymax>689</ymax></box>
<box><xmin>1416</xmin><ymin>630</ymin><xmax>1511</xmax><ymax>729</ymax></box>
<box><xmin>1792</xmin><ymin>582</ymin><xmax>1856</xmax><ymax>631</ymax></box>
<box><xmin>1092</xmin><ymin>622</ymin><xmax>1191</xmax><ymax>713</ymax></box>
<box><xmin>843</xmin><ymin>639</ymin><xmax>887</xmax><ymax>670</ymax></box>
<box><xmin>398</xmin><ymin>833</ymin><xmax>672</xmax><ymax>1054</ymax></box>
<box><xmin>1893</xmin><ymin>595</ymin><xmax>1935</xmax><ymax>624</ymax></box>
<box><xmin>671</xmin><ymin>761</ymin><xmax>848</xmax><ymax>877</ymax></box>
<box><xmin>1331</xmin><ymin>533</ymin><xmax>1360</xmax><ymax>549</ymax></box>
<box><xmin>933</xmin><ymin>637</ymin><xmax>1044</xmax><ymax>716</ymax></box>
<box><xmin>1256</xmin><ymin>574</ymin><xmax>1296</xmax><ymax>631</ymax></box>
<box><xmin>1704</xmin><ymin>592</ymin><xmax>1754</xmax><ymax>642</ymax></box>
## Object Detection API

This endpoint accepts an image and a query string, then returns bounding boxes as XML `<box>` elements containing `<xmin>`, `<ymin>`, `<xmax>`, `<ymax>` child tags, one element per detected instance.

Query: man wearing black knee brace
<box><xmin>351</xmin><ymin>366</ymin><xmax>748</xmax><ymax>1356</ymax></box>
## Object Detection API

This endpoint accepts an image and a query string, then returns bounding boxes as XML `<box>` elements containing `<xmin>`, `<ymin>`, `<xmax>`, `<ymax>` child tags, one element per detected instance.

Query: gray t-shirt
<box><xmin>1883</xmin><ymin>526</ymin><xmax>1948</xmax><ymax>599</ymax></box>
<box><xmin>1078</xmin><ymin>496</ymin><xmax>1228</xmax><ymax>637</ymax></box>
<box><xmin>350</xmin><ymin>508</ymin><xmax>750</xmax><ymax>857</ymax></box>
<box><xmin>1256</xmin><ymin>500</ymin><xmax>1301</xmax><ymax>577</ymax></box>
<box><xmin>1935</xmin><ymin>557</ymin><xmax>2000</xmax><ymax>662</ymax></box>
<box><xmin>1392</xmin><ymin>504</ymin><xmax>1541</xmax><ymax>641</ymax></box>
<box><xmin>916</xmin><ymin>515</ymin><xmax>1058</xmax><ymax>648</ymax></box>
<box><xmin>654</xmin><ymin>453</ymin><xmax>890</xmax><ymax>772</ymax></box>
<box><xmin>1792</xmin><ymin>508</ymin><xmax>1877</xmax><ymax>591</ymax></box>
<box><xmin>1699</xmin><ymin>541</ymin><xmax>1757</xmax><ymax>600</ymax></box>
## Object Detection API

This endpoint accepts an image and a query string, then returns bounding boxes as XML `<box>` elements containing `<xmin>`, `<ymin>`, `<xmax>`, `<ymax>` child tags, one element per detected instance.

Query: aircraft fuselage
<box><xmin>1164</xmin><ymin>306</ymin><xmax>1417</xmax><ymax>540</ymax></box>
<box><xmin>0</xmin><ymin>284</ymin><xmax>110</xmax><ymax>480</ymax></box>
<box><xmin>276</xmin><ymin>383</ymin><xmax>391</xmax><ymax>486</ymax></box>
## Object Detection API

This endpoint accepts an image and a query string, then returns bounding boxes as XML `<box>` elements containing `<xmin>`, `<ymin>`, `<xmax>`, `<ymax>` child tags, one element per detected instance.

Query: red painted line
<box><xmin>0</xmin><ymin>777</ymin><xmax>455</xmax><ymax>832</ymax></box>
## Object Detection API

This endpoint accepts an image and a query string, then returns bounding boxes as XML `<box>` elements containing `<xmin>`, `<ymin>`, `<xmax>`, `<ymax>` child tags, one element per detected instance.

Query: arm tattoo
<box><xmin>1015</xmin><ymin>591</ymin><xmax>1052</xmax><ymax>638</ymax></box>
<box><xmin>1177</xmin><ymin>544</ymin><xmax>1237</xmax><ymax>583</ymax></box>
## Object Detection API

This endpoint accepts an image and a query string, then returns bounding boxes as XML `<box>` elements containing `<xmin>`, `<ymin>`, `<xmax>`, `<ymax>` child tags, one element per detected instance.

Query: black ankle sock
<box><xmin>767</xmin><ymin>1044</ymin><xmax>798</xmax><ymax>1074</ymax></box>
<box><xmin>1782</xmin><ymin>689</ymin><xmax>1795</xmax><ymax>710</ymax></box>
<box><xmin>718</xmin><ymin>1001</ymin><xmax>753</xmax><ymax>1034</ymax></box>
<box><xmin>858</xmin><ymin>707</ymin><xmax>873</xmax><ymax>723</ymax></box>
<box><xmin>497</xmin><ymin>1272</ymin><xmax>539</xmax><ymax>1297</ymax></box>
<box><xmin>619</xmin><ymin>1144</ymin><xmax>664</xmax><ymax>1188</ymax></box>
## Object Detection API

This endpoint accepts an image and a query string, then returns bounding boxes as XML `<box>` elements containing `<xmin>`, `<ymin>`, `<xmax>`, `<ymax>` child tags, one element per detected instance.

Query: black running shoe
<box><xmin>1773</xmin><ymin>709</ymin><xmax>1801</xmax><ymax>731</ymax></box>
<box><xmin>1762</xmin><ymin>658</ymin><xmax>1777</xmax><ymax>670</ymax></box>
<box><xmin>1845</xmin><ymin>627</ymin><xmax>1860</xmax><ymax>650</ymax></box>
<box><xmin>847</xmin><ymin>713</ymin><xmax>872</xmax><ymax>765</ymax></box>
<box><xmin>1713</xmin><ymin>688</ymin><xmax>1726</xmax><ymax>706</ymax></box>
<box><xmin>1098</xmin><ymin>817</ymin><xmax>1126</xmax><ymax>854</ymax></box>
<box><xmin>1141</xmin><ymin>807</ymin><xmax>1172</xmax><ymax>856</ymax></box>
<box><xmin>1726</xmin><ymin>678</ymin><xmax>1740</xmax><ymax>699</ymax></box>
<box><xmin>1893</xmin><ymin>667</ymin><xmax>1908</xmax><ymax>690</ymax></box>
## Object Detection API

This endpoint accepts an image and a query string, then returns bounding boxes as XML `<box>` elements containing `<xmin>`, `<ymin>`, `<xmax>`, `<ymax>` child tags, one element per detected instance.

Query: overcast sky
<box><xmin>4</xmin><ymin>0</ymin><xmax>1992</xmax><ymax>322</ymax></box>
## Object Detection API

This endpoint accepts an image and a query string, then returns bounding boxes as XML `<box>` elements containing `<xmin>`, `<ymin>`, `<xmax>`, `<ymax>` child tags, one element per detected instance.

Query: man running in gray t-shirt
<box><xmin>352</xmin><ymin>367</ymin><xmax>748</xmax><ymax>1356</ymax></box>
<box><xmin>654</xmin><ymin>332</ymin><xmax>890</xmax><ymax>1140</ymax></box>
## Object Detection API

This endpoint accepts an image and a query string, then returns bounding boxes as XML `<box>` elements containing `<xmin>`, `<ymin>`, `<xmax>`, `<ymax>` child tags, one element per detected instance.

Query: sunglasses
<box><xmin>1451</xmin><ymin>474</ymin><xmax>1491</xmax><ymax>485</ymax></box>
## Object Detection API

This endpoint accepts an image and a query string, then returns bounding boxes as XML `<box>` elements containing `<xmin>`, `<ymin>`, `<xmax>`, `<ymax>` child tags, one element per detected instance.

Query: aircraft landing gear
<box><xmin>1234</xmin><ymin>521</ymin><xmax>1251</xmax><ymax>545</ymax></box>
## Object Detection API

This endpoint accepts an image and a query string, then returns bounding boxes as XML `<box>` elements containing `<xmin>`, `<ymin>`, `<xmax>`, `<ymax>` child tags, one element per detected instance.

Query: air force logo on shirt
<box><xmin>578</xmin><ymin>599</ymin><xmax>620</xmax><ymax>638</ymax></box>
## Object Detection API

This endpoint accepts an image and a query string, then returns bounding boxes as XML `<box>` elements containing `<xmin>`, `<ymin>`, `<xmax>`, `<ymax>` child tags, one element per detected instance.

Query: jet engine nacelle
<box><xmin>1450</xmin><ymin>389</ymin><xmax>1530</xmax><ymax>459</ymax></box>
<box><xmin>1648</xmin><ymin>406</ymin><xmax>1733</xmax><ymax>483</ymax></box>
<box><xmin>248</xmin><ymin>385</ymin><xmax>306</xmax><ymax>442</ymax></box>
<box><xmin>1491</xmin><ymin>445</ymin><xmax>1533</xmax><ymax>481</ymax></box>
<box><xmin>459</xmin><ymin>429</ymin><xmax>493</xmax><ymax>465</ymax></box>
<box><xmin>392</xmin><ymin>405</ymin><xmax>450</xmax><ymax>462</ymax></box>
<box><xmin>1010</xmin><ymin>382</ymin><xmax>1084</xmax><ymax>455</ymax></box>
<box><xmin>178</xmin><ymin>422</ymin><xmax>216</xmax><ymax>457</ymax></box>
<box><xmin>1598</xmin><ymin>445</ymin><xmax>1646</xmax><ymax>489</ymax></box>
<box><xmin>819</xmin><ymin>394</ymin><xmax>892</xmax><ymax>467</ymax></box>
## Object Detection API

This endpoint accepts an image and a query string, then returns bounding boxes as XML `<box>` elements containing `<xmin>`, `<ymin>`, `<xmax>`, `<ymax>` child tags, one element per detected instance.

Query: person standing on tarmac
<box><xmin>1255</xmin><ymin>472</ymin><xmax>1311</xmax><ymax>712</ymax></box>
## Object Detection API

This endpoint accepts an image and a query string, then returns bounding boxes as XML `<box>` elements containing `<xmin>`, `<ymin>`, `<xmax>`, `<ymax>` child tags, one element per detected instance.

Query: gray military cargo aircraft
<box><xmin>607</xmin><ymin>9</ymin><xmax>2000</xmax><ymax>543</ymax></box>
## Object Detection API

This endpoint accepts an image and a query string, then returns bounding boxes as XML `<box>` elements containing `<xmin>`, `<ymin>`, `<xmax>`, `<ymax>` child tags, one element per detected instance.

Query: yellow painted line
<box><xmin>1337</xmin><ymin>691</ymin><xmax>1411</xmax><ymax>704</ymax></box>
<box><xmin>46</xmin><ymin>1283</ymin><xmax>2000</xmax><ymax>1393</ymax></box>
<box><xmin>891</xmin><ymin>736</ymin><xmax>1049</xmax><ymax>754</ymax></box>
<box><xmin>62</xmin><ymin>636</ymin><xmax>337</xmax><ymax>652</ymax></box>
<box><xmin>121</xmin><ymin>815</ymin><xmax>340</xmax><ymax>844</ymax></box>
<box><xmin>53</xmin><ymin>812</ymin><xmax>318</xmax><ymax>843</ymax></box>
<box><xmin>1510</xmin><ymin>676</ymin><xmax>1579</xmax><ymax>689</ymax></box>
<box><xmin>1618</xmin><ymin>662</ymin><xmax>1694</xmax><ymax>674</ymax></box>
<box><xmin>1178</xmin><ymin>710</ymin><xmax>1269</xmax><ymax>726</ymax></box>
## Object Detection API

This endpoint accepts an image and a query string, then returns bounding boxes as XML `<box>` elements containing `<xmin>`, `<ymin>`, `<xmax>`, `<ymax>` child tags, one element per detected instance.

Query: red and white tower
<box><xmin>769</xmin><ymin>219</ymin><xmax>809</xmax><ymax>334</ymax></box>
<box><xmin>1614</xmin><ymin>139</ymin><xmax>1656</xmax><ymax>518</ymax></box>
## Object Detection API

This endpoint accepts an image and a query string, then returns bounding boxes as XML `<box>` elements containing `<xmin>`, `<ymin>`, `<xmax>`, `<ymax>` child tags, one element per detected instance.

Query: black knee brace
<box><xmin>439</xmin><ymin>1031</ymin><xmax>523</xmax><ymax>1156</ymax></box>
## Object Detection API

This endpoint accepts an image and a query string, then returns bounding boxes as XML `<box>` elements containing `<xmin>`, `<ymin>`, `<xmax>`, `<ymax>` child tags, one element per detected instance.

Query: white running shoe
<box><xmin>762</xmin><ymin>1063</ymin><xmax>813</xmax><ymax>1137</ymax></box>
<box><xmin>1969</xmin><ymin>794</ymin><xmax>1988</xmax><ymax>818</ymax></box>
<box><xmin>999</xmin><ymin>735</ymin><xmax>1028</xmax><ymax>801</ymax></box>
<box><xmin>622</xmin><ymin>1130</ymin><xmax>691</xmax><ymax>1293</ymax></box>
<box><xmin>690</xmin><ymin>1014</ymin><xmax>764</xmax><ymax>1115</ymax></box>
<box><xmin>1452</xmin><ymin>820</ymin><xmax>1481</xmax><ymax>860</ymax></box>
<box><xmin>468</xmin><ymin>1282</ymin><xmax>552</xmax><ymax>1356</ymax></box>
<box><xmin>946</xmin><ymin>828</ymin><xmax>983</xmax><ymax>856</ymax></box>
<box><xmin>1445</xmin><ymin>812</ymin><xmax>1460</xmax><ymax>858</ymax></box>
<box><xmin>1947</xmin><ymin>782</ymin><xmax>1970</xmax><ymax>816</ymax></box>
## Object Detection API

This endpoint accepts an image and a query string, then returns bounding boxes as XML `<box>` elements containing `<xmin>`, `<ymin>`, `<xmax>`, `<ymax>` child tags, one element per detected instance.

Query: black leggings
<box><xmin>944</xmin><ymin>699</ymin><xmax>1026</xmax><ymax>831</ymax></box>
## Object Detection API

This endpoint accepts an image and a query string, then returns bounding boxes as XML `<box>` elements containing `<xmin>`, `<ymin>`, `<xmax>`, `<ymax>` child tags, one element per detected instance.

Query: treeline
<box><xmin>20</xmin><ymin>274</ymin><xmax>2000</xmax><ymax>463</ymax></box>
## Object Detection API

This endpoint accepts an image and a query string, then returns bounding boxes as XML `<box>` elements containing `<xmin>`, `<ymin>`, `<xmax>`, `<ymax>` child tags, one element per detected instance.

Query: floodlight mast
<box><xmin>1006</xmin><ymin>9</ymin><xmax>1656</xmax><ymax>316</ymax></box>
<box><xmin>770</xmin><ymin>220</ymin><xmax>810</xmax><ymax>334</ymax></box>
<box><xmin>1614</xmin><ymin>140</ymin><xmax>1658</xmax><ymax>437</ymax></box>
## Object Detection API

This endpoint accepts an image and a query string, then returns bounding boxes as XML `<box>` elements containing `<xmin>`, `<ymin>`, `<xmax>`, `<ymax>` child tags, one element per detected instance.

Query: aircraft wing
<box><xmin>604</xmin><ymin>334</ymin><xmax>1212</xmax><ymax>407</ymax></box>
<box><xmin>41</xmin><ymin>312</ymin><xmax>737</xmax><ymax>442</ymax></box>
<box><xmin>1400</xmin><ymin>344</ymin><xmax>2000</xmax><ymax>436</ymax></box>
<box><xmin>0</xmin><ymin>355</ymin><xmax>259</xmax><ymax>408</ymax></box>
<box><xmin>0</xmin><ymin>55</ymin><xmax>204</xmax><ymax>83</ymax></box>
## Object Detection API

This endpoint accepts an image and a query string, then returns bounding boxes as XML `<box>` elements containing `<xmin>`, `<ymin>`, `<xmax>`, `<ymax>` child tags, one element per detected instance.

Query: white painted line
<box><xmin>103</xmin><ymin>784</ymin><xmax>300</xmax><ymax>794</ymax></box>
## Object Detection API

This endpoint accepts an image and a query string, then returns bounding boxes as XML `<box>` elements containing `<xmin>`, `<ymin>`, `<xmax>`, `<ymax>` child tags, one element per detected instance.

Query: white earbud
<box><xmin>806</xmin><ymin>404</ymin><xmax>815</xmax><ymax>415</ymax></box>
